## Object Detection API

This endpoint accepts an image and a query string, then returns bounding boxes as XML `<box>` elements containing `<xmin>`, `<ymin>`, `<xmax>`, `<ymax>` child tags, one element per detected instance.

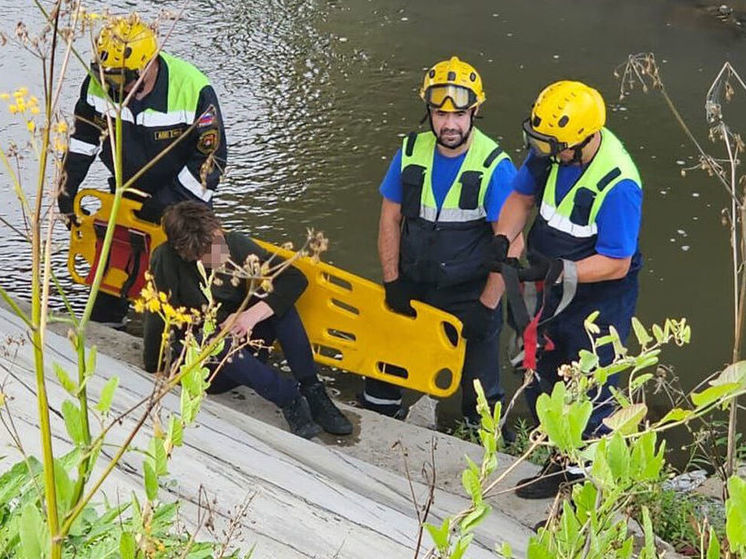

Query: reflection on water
<box><xmin>1</xmin><ymin>0</ymin><xmax>746</xmax><ymax>449</ymax></box>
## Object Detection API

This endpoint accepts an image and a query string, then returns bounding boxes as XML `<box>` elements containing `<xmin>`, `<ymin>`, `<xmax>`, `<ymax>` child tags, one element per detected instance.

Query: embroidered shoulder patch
<box><xmin>197</xmin><ymin>129</ymin><xmax>219</xmax><ymax>155</ymax></box>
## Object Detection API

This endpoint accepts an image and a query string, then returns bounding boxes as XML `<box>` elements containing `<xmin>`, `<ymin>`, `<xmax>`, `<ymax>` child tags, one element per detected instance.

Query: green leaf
<box><xmin>53</xmin><ymin>363</ymin><xmax>77</xmax><ymax>395</ymax></box>
<box><xmin>602</xmin><ymin>403</ymin><xmax>647</xmax><ymax>435</ymax></box>
<box><xmin>462</xmin><ymin>469</ymin><xmax>482</xmax><ymax>505</ymax></box>
<box><xmin>450</xmin><ymin>533</ymin><xmax>474</xmax><ymax>559</ymax></box>
<box><xmin>726</xmin><ymin>476</ymin><xmax>746</xmax><ymax>553</ymax></box>
<box><xmin>19</xmin><ymin>503</ymin><xmax>44</xmax><ymax>559</ymax></box>
<box><xmin>606</xmin><ymin>433</ymin><xmax>631</xmax><ymax>482</ymax></box>
<box><xmin>61</xmin><ymin>400</ymin><xmax>85</xmax><ymax>445</ymax></box>
<box><xmin>119</xmin><ymin>531</ymin><xmax>136</xmax><ymax>559</ymax></box>
<box><xmin>459</xmin><ymin>503</ymin><xmax>490</xmax><ymax>534</ymax></box>
<box><xmin>652</xmin><ymin>323</ymin><xmax>664</xmax><ymax>343</ymax></box>
<box><xmin>641</xmin><ymin>506</ymin><xmax>656</xmax><ymax>558</ymax></box>
<box><xmin>53</xmin><ymin>460</ymin><xmax>74</xmax><ymax>514</ymax></box>
<box><xmin>631</xmin><ymin>352</ymin><xmax>660</xmax><ymax>373</ymax></box>
<box><xmin>86</xmin><ymin>345</ymin><xmax>97</xmax><ymax>376</ymax></box>
<box><xmin>95</xmin><ymin>376</ymin><xmax>119</xmax><ymax>414</ymax></box>
<box><xmin>656</xmin><ymin>407</ymin><xmax>692</xmax><ymax>426</ymax></box>
<box><xmin>706</xmin><ymin>526</ymin><xmax>721</xmax><ymax>559</ymax></box>
<box><xmin>691</xmin><ymin>383</ymin><xmax>740</xmax><ymax>408</ymax></box>
<box><xmin>711</xmin><ymin>361</ymin><xmax>746</xmax><ymax>388</ymax></box>
<box><xmin>629</xmin><ymin>373</ymin><xmax>654</xmax><ymax>393</ymax></box>
<box><xmin>168</xmin><ymin>417</ymin><xmax>184</xmax><ymax>448</ymax></box>
<box><xmin>499</xmin><ymin>541</ymin><xmax>513</xmax><ymax>558</ymax></box>
<box><xmin>144</xmin><ymin>461</ymin><xmax>158</xmax><ymax>501</ymax></box>
<box><xmin>578</xmin><ymin>350</ymin><xmax>599</xmax><ymax>373</ymax></box>
<box><xmin>148</xmin><ymin>437</ymin><xmax>168</xmax><ymax>477</ymax></box>
<box><xmin>584</xmin><ymin>311</ymin><xmax>601</xmax><ymax>334</ymax></box>
<box><xmin>567</xmin><ymin>400</ymin><xmax>592</xmax><ymax>449</ymax></box>
<box><xmin>424</xmin><ymin>517</ymin><xmax>449</xmax><ymax>552</ymax></box>
<box><xmin>631</xmin><ymin>317</ymin><xmax>652</xmax><ymax>347</ymax></box>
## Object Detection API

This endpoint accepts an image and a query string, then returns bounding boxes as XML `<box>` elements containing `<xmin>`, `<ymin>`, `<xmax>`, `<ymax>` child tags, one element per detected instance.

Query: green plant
<box><xmin>617</xmin><ymin>53</ymin><xmax>746</xmax><ymax>481</ymax></box>
<box><xmin>0</xmin><ymin>3</ymin><xmax>315</xmax><ymax>557</ymax></box>
<box><xmin>417</xmin><ymin>316</ymin><xmax>746</xmax><ymax>559</ymax></box>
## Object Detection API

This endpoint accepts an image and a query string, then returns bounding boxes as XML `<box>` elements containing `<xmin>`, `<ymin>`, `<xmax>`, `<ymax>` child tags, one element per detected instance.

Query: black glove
<box><xmin>461</xmin><ymin>301</ymin><xmax>498</xmax><ymax>341</ymax></box>
<box><xmin>518</xmin><ymin>251</ymin><xmax>557</xmax><ymax>282</ymax></box>
<box><xmin>134</xmin><ymin>196</ymin><xmax>167</xmax><ymax>224</ymax></box>
<box><xmin>60</xmin><ymin>207</ymin><xmax>89</xmax><ymax>231</ymax></box>
<box><xmin>384</xmin><ymin>278</ymin><xmax>416</xmax><ymax>316</ymax></box>
<box><xmin>487</xmin><ymin>234</ymin><xmax>510</xmax><ymax>272</ymax></box>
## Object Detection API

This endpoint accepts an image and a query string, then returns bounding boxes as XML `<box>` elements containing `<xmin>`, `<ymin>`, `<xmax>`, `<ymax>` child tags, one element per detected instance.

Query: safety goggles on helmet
<box><xmin>424</xmin><ymin>84</ymin><xmax>478</xmax><ymax>111</ymax></box>
<box><xmin>91</xmin><ymin>62</ymin><xmax>140</xmax><ymax>91</ymax></box>
<box><xmin>522</xmin><ymin>118</ymin><xmax>570</xmax><ymax>157</ymax></box>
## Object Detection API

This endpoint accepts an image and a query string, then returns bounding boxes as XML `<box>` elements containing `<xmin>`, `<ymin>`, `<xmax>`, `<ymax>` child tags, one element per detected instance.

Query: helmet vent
<box><xmin>558</xmin><ymin>115</ymin><xmax>569</xmax><ymax>128</ymax></box>
<box><xmin>532</xmin><ymin>115</ymin><xmax>541</xmax><ymax>127</ymax></box>
<box><xmin>429</xmin><ymin>69</ymin><xmax>435</xmax><ymax>78</ymax></box>
<box><xmin>447</xmin><ymin>71</ymin><xmax>456</xmax><ymax>81</ymax></box>
<box><xmin>469</xmin><ymin>72</ymin><xmax>476</xmax><ymax>81</ymax></box>
<box><xmin>124</xmin><ymin>47</ymin><xmax>132</xmax><ymax>59</ymax></box>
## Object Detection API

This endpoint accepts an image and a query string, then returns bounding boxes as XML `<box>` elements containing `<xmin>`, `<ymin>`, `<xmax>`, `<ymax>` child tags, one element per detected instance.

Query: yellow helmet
<box><xmin>524</xmin><ymin>81</ymin><xmax>605</xmax><ymax>155</ymax></box>
<box><xmin>93</xmin><ymin>15</ymin><xmax>157</xmax><ymax>88</ymax></box>
<box><xmin>419</xmin><ymin>56</ymin><xmax>485</xmax><ymax>112</ymax></box>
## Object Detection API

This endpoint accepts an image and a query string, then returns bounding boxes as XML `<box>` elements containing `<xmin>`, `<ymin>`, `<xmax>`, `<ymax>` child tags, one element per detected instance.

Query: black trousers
<box><xmin>193</xmin><ymin>307</ymin><xmax>317</xmax><ymax>408</ymax></box>
<box><xmin>363</xmin><ymin>277</ymin><xmax>503</xmax><ymax>418</ymax></box>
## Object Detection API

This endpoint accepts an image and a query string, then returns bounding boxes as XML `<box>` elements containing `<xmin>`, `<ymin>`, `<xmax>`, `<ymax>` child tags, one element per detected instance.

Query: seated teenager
<box><xmin>142</xmin><ymin>201</ymin><xmax>353</xmax><ymax>439</ymax></box>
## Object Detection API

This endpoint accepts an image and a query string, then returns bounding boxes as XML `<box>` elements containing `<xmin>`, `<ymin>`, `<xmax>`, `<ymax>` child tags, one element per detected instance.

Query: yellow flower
<box><xmin>30</xmin><ymin>106</ymin><xmax>40</xmax><ymax>115</ymax></box>
<box><xmin>54</xmin><ymin>120</ymin><xmax>68</xmax><ymax>133</ymax></box>
<box><xmin>14</xmin><ymin>87</ymin><xmax>28</xmax><ymax>97</ymax></box>
<box><xmin>15</xmin><ymin>100</ymin><xmax>26</xmax><ymax>113</ymax></box>
<box><xmin>158</xmin><ymin>292</ymin><xmax>168</xmax><ymax>303</ymax></box>
<box><xmin>146</xmin><ymin>298</ymin><xmax>160</xmax><ymax>313</ymax></box>
<box><xmin>0</xmin><ymin>93</ymin><xmax>9</xmax><ymax>101</ymax></box>
<box><xmin>134</xmin><ymin>299</ymin><xmax>146</xmax><ymax>313</ymax></box>
<box><xmin>8</xmin><ymin>105</ymin><xmax>18</xmax><ymax>114</ymax></box>
<box><xmin>53</xmin><ymin>138</ymin><xmax>67</xmax><ymax>152</ymax></box>
<box><xmin>26</xmin><ymin>120</ymin><xmax>35</xmax><ymax>133</ymax></box>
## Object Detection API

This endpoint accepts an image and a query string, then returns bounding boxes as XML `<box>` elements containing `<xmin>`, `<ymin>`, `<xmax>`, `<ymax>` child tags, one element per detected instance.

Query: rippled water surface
<box><xmin>2</xmin><ymin>0</ymin><xmax>746</xmax><ymax>446</ymax></box>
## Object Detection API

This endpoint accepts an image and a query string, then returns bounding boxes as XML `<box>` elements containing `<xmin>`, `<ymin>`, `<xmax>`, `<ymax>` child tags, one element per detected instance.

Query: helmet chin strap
<box><xmin>427</xmin><ymin>107</ymin><xmax>475</xmax><ymax>149</ymax></box>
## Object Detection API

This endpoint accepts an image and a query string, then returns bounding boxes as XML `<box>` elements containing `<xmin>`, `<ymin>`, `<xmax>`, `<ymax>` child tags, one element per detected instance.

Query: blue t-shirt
<box><xmin>512</xmin><ymin>151</ymin><xmax>642</xmax><ymax>259</ymax></box>
<box><xmin>379</xmin><ymin>148</ymin><xmax>517</xmax><ymax>222</ymax></box>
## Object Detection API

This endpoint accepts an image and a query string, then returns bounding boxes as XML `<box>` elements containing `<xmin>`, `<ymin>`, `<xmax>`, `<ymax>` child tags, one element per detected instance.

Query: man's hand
<box><xmin>461</xmin><ymin>301</ymin><xmax>497</xmax><ymax>341</ymax></box>
<box><xmin>487</xmin><ymin>234</ymin><xmax>510</xmax><ymax>272</ymax></box>
<box><xmin>383</xmin><ymin>278</ymin><xmax>415</xmax><ymax>316</ymax></box>
<box><xmin>135</xmin><ymin>196</ymin><xmax>167</xmax><ymax>223</ymax></box>
<box><xmin>221</xmin><ymin>302</ymin><xmax>274</xmax><ymax>339</ymax></box>
<box><xmin>518</xmin><ymin>251</ymin><xmax>561</xmax><ymax>282</ymax></box>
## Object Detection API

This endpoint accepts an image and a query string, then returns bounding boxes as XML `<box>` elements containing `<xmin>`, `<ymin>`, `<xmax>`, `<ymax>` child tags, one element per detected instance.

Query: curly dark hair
<box><xmin>162</xmin><ymin>201</ymin><xmax>221</xmax><ymax>261</ymax></box>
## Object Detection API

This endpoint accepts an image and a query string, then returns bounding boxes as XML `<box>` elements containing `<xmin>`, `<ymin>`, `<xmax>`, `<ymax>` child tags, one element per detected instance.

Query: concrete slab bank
<box><xmin>0</xmin><ymin>305</ymin><xmax>546</xmax><ymax>558</ymax></box>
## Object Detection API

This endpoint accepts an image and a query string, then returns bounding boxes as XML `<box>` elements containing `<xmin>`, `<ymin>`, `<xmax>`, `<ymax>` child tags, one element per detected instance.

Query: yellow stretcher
<box><xmin>68</xmin><ymin>189</ymin><xmax>466</xmax><ymax>397</ymax></box>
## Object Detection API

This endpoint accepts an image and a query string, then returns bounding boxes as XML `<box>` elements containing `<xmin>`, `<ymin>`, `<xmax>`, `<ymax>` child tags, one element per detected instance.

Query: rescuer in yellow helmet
<box><xmin>360</xmin><ymin>56</ymin><xmax>521</xmax><ymax>438</ymax></box>
<box><xmin>58</xmin><ymin>13</ymin><xmax>227</xmax><ymax>328</ymax></box>
<box><xmin>493</xmin><ymin>80</ymin><xmax>644</xmax><ymax>499</ymax></box>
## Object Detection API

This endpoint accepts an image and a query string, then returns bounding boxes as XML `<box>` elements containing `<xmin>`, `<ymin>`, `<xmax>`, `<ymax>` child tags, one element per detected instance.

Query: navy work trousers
<box><xmin>203</xmin><ymin>307</ymin><xmax>317</xmax><ymax>408</ymax></box>
<box><xmin>525</xmin><ymin>274</ymin><xmax>639</xmax><ymax>436</ymax></box>
<box><xmin>364</xmin><ymin>277</ymin><xmax>503</xmax><ymax>418</ymax></box>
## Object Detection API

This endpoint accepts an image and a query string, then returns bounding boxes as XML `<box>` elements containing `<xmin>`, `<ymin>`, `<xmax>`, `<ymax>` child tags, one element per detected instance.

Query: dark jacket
<box><xmin>142</xmin><ymin>232</ymin><xmax>308</xmax><ymax>373</ymax></box>
<box><xmin>60</xmin><ymin>53</ymin><xmax>227</xmax><ymax>217</ymax></box>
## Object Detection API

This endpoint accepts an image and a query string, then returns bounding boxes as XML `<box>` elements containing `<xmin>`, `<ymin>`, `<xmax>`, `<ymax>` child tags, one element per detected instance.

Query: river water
<box><xmin>1</xmin><ymin>0</ymin><xmax>746</xmax><ymax>456</ymax></box>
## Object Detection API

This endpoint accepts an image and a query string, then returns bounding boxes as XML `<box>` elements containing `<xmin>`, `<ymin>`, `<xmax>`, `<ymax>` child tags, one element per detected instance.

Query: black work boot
<box><xmin>301</xmin><ymin>382</ymin><xmax>353</xmax><ymax>435</ymax></box>
<box><xmin>514</xmin><ymin>457</ymin><xmax>584</xmax><ymax>499</ymax></box>
<box><xmin>281</xmin><ymin>395</ymin><xmax>322</xmax><ymax>439</ymax></box>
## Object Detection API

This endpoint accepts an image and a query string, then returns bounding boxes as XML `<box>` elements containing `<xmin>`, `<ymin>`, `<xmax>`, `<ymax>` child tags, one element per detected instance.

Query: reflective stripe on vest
<box><xmin>401</xmin><ymin>128</ymin><xmax>509</xmax><ymax>223</ymax></box>
<box><xmin>540</xmin><ymin>127</ymin><xmax>641</xmax><ymax>238</ymax></box>
<box><xmin>86</xmin><ymin>52</ymin><xmax>209</xmax><ymax>128</ymax></box>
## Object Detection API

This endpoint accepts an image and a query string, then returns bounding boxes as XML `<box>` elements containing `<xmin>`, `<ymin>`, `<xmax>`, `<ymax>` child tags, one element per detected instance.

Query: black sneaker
<box><xmin>301</xmin><ymin>382</ymin><xmax>353</xmax><ymax>435</ymax></box>
<box><xmin>281</xmin><ymin>395</ymin><xmax>322</xmax><ymax>439</ymax></box>
<box><xmin>514</xmin><ymin>458</ymin><xmax>584</xmax><ymax>500</ymax></box>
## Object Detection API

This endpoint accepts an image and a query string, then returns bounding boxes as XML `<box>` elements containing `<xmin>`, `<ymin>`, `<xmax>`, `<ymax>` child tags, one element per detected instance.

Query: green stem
<box><xmin>33</xmin><ymin>4</ymin><xmax>62</xmax><ymax>557</ymax></box>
